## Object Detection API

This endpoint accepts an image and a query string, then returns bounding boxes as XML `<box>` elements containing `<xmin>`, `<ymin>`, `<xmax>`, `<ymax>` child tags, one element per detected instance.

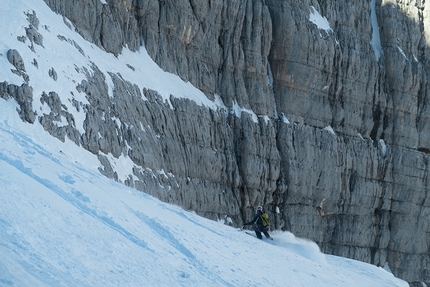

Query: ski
<box><xmin>239</xmin><ymin>228</ymin><xmax>273</xmax><ymax>240</ymax></box>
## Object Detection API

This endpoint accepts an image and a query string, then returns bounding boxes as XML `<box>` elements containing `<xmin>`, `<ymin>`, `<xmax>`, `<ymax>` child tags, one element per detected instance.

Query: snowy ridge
<box><xmin>0</xmin><ymin>0</ymin><xmax>264</xmax><ymax>182</ymax></box>
<box><xmin>1</xmin><ymin>0</ymin><xmax>262</xmax><ymax>127</ymax></box>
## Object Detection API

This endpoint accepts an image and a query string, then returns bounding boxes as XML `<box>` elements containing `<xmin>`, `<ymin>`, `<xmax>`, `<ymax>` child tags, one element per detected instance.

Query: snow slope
<box><xmin>0</xmin><ymin>101</ymin><xmax>408</xmax><ymax>287</ymax></box>
<box><xmin>0</xmin><ymin>1</ymin><xmax>408</xmax><ymax>286</ymax></box>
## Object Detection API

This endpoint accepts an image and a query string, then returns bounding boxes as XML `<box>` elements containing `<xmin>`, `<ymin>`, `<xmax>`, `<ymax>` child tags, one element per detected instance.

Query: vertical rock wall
<box><xmin>38</xmin><ymin>0</ymin><xmax>430</xmax><ymax>285</ymax></box>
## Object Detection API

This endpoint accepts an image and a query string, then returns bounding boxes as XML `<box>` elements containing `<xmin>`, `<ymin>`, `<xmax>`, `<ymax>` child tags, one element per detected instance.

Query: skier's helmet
<box><xmin>256</xmin><ymin>206</ymin><xmax>263</xmax><ymax>213</ymax></box>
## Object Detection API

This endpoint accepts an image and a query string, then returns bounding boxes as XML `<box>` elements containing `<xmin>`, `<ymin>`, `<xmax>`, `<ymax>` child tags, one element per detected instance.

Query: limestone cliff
<box><xmin>2</xmin><ymin>0</ymin><xmax>430</xmax><ymax>285</ymax></box>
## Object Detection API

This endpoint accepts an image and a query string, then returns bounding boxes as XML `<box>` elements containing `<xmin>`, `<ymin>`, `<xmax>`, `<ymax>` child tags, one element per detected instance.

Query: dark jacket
<box><xmin>243</xmin><ymin>212</ymin><xmax>267</xmax><ymax>230</ymax></box>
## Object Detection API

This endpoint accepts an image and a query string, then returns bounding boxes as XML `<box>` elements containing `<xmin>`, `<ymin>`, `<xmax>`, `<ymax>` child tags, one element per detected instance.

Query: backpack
<box><xmin>260</xmin><ymin>213</ymin><xmax>270</xmax><ymax>227</ymax></box>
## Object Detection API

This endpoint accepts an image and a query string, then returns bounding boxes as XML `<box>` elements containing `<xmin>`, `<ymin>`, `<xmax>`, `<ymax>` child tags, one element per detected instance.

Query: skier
<box><xmin>242</xmin><ymin>206</ymin><xmax>273</xmax><ymax>240</ymax></box>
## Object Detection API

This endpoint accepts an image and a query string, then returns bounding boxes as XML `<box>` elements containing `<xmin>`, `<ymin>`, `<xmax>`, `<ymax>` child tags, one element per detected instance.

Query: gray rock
<box><xmin>0</xmin><ymin>82</ymin><xmax>35</xmax><ymax>123</ymax></box>
<box><xmin>25</xmin><ymin>25</ymin><xmax>44</xmax><ymax>47</ymax></box>
<box><xmin>98</xmin><ymin>154</ymin><xmax>118</xmax><ymax>181</ymax></box>
<box><xmin>31</xmin><ymin>58</ymin><xmax>38</xmax><ymax>68</ymax></box>
<box><xmin>17</xmin><ymin>36</ymin><xmax>27</xmax><ymax>43</ymax></box>
<box><xmin>39</xmin><ymin>91</ymin><xmax>81</xmax><ymax>145</ymax></box>
<box><xmin>7</xmin><ymin>49</ymin><xmax>25</xmax><ymax>72</ymax></box>
<box><xmin>25</xmin><ymin>10</ymin><xmax>39</xmax><ymax>29</ymax></box>
<box><xmin>49</xmin><ymin>68</ymin><xmax>58</xmax><ymax>81</ymax></box>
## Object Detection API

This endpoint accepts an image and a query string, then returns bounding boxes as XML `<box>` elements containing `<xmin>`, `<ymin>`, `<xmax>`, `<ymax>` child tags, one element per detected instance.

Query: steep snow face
<box><xmin>0</xmin><ymin>101</ymin><xmax>408</xmax><ymax>287</ymax></box>
<box><xmin>1</xmin><ymin>0</ymin><xmax>218</xmax><ymax>112</ymax></box>
<box><xmin>1</xmin><ymin>0</ymin><xmax>262</xmax><ymax>124</ymax></box>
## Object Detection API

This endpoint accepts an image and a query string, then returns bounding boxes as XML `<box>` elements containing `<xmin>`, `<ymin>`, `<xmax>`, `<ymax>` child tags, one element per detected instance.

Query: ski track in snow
<box><xmin>0</xmin><ymin>112</ymin><xmax>409</xmax><ymax>286</ymax></box>
<box><xmin>0</xmin><ymin>118</ymin><xmax>245</xmax><ymax>286</ymax></box>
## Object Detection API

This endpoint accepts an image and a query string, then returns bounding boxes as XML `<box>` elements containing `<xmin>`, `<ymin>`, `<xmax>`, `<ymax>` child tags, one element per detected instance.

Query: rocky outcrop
<box><xmin>4</xmin><ymin>0</ymin><xmax>427</xmax><ymax>285</ymax></box>
<box><xmin>2</xmin><ymin>48</ymin><xmax>35</xmax><ymax>123</ymax></box>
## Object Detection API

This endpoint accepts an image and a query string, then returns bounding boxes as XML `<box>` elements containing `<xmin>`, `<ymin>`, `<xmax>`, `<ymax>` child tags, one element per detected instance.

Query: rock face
<box><xmin>4</xmin><ymin>0</ymin><xmax>428</xmax><ymax>285</ymax></box>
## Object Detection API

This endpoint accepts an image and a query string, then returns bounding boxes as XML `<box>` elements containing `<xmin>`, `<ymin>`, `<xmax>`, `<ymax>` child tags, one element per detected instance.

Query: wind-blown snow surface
<box><xmin>0</xmin><ymin>1</ymin><xmax>409</xmax><ymax>286</ymax></box>
<box><xmin>0</xmin><ymin>104</ymin><xmax>408</xmax><ymax>286</ymax></box>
